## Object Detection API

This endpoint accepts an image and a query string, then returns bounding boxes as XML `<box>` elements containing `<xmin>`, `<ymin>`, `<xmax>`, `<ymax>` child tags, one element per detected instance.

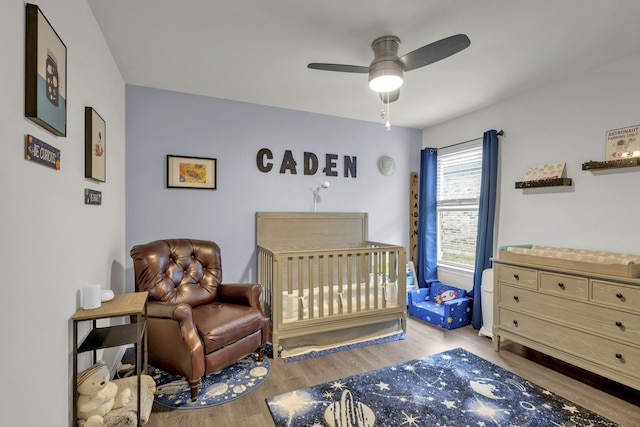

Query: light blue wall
<box><xmin>125</xmin><ymin>85</ymin><xmax>422</xmax><ymax>288</ymax></box>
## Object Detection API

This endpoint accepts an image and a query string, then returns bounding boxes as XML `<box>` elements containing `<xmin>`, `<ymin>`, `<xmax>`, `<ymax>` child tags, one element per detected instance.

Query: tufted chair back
<box><xmin>131</xmin><ymin>238</ymin><xmax>222</xmax><ymax>307</ymax></box>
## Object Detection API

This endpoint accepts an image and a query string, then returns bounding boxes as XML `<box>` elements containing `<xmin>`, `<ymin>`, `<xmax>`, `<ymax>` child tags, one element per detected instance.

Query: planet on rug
<box><xmin>153</xmin><ymin>351</ymin><xmax>270</xmax><ymax>409</ymax></box>
<box><xmin>266</xmin><ymin>347</ymin><xmax>619</xmax><ymax>427</ymax></box>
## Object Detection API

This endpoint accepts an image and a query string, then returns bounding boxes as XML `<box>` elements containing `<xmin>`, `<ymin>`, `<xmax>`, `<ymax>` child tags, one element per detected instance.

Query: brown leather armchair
<box><xmin>130</xmin><ymin>239</ymin><xmax>270</xmax><ymax>401</ymax></box>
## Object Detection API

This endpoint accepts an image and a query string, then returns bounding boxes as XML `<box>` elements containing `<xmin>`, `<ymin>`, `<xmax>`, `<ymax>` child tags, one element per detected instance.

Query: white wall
<box><xmin>125</xmin><ymin>86</ymin><xmax>422</xmax><ymax>289</ymax></box>
<box><xmin>0</xmin><ymin>1</ymin><xmax>125</xmax><ymax>425</ymax></box>
<box><xmin>423</xmin><ymin>52</ymin><xmax>640</xmax><ymax>274</ymax></box>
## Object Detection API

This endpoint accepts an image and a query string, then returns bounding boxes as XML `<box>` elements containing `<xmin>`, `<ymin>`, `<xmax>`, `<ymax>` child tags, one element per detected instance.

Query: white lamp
<box><xmin>311</xmin><ymin>180</ymin><xmax>330</xmax><ymax>212</ymax></box>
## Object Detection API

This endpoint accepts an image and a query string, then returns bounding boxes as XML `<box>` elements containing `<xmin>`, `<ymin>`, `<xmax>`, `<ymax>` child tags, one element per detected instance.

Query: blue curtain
<box><xmin>416</xmin><ymin>148</ymin><xmax>438</xmax><ymax>287</ymax></box>
<box><xmin>471</xmin><ymin>130</ymin><xmax>500</xmax><ymax>329</ymax></box>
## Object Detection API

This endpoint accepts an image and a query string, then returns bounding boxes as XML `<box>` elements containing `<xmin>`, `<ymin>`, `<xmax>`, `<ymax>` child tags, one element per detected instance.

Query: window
<box><xmin>436</xmin><ymin>141</ymin><xmax>483</xmax><ymax>270</ymax></box>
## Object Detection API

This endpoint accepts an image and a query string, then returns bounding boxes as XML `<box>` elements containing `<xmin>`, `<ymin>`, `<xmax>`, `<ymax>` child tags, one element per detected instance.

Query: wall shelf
<box><xmin>515</xmin><ymin>178</ymin><xmax>572</xmax><ymax>189</ymax></box>
<box><xmin>582</xmin><ymin>158</ymin><xmax>640</xmax><ymax>171</ymax></box>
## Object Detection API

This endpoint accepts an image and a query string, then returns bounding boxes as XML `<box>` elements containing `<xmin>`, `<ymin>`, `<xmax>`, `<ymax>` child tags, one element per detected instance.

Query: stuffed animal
<box><xmin>77</xmin><ymin>361</ymin><xmax>131</xmax><ymax>427</ymax></box>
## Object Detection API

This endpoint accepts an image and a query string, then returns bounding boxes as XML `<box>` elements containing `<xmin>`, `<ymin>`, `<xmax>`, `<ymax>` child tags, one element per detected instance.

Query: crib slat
<box><xmin>361</xmin><ymin>254</ymin><xmax>366</xmax><ymax>311</ymax></box>
<box><xmin>328</xmin><ymin>255</ymin><xmax>334</xmax><ymax>317</ymax></box>
<box><xmin>287</xmin><ymin>257</ymin><xmax>293</xmax><ymax>294</ymax></box>
<box><xmin>318</xmin><ymin>255</ymin><xmax>327</xmax><ymax>318</ymax></box>
<box><xmin>297</xmin><ymin>256</ymin><xmax>304</xmax><ymax>321</ymax></box>
<box><xmin>389</xmin><ymin>251</ymin><xmax>397</xmax><ymax>283</ymax></box>
<box><xmin>265</xmin><ymin>248</ymin><xmax>282</xmax><ymax>352</ymax></box>
<box><xmin>374</xmin><ymin>250</ymin><xmax>379</xmax><ymax>310</ymax></box>
<box><xmin>346</xmin><ymin>254</ymin><xmax>353</xmax><ymax>314</ymax></box>
<box><xmin>307</xmin><ymin>256</ymin><xmax>314</xmax><ymax>320</ymax></box>
<box><xmin>355</xmin><ymin>253</ymin><xmax>362</xmax><ymax>312</ymax></box>
<box><xmin>337</xmin><ymin>255</ymin><xmax>344</xmax><ymax>315</ymax></box>
<box><xmin>386</xmin><ymin>251</ymin><xmax>398</xmax><ymax>308</ymax></box>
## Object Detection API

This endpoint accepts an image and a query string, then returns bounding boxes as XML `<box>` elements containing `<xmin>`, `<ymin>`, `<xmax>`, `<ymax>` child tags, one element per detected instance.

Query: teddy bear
<box><xmin>77</xmin><ymin>360</ymin><xmax>131</xmax><ymax>427</ymax></box>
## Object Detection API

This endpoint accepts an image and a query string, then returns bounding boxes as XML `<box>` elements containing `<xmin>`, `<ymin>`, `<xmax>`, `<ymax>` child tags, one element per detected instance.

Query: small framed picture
<box><xmin>85</xmin><ymin>107</ymin><xmax>106</xmax><ymax>182</ymax></box>
<box><xmin>25</xmin><ymin>3</ymin><xmax>67</xmax><ymax>136</ymax></box>
<box><xmin>605</xmin><ymin>124</ymin><xmax>639</xmax><ymax>159</ymax></box>
<box><xmin>167</xmin><ymin>155</ymin><xmax>217</xmax><ymax>190</ymax></box>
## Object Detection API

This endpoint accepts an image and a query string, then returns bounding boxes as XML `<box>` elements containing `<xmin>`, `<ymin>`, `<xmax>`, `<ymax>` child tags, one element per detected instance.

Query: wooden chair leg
<box><xmin>258</xmin><ymin>344</ymin><xmax>265</xmax><ymax>361</ymax></box>
<box><xmin>189</xmin><ymin>379</ymin><xmax>200</xmax><ymax>401</ymax></box>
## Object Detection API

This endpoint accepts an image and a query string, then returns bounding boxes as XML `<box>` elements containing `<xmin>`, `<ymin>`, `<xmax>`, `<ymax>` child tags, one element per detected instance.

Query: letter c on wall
<box><xmin>257</xmin><ymin>148</ymin><xmax>273</xmax><ymax>172</ymax></box>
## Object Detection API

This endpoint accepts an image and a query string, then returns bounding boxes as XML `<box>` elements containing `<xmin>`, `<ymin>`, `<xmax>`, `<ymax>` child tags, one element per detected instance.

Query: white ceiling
<box><xmin>87</xmin><ymin>0</ymin><xmax>640</xmax><ymax>129</ymax></box>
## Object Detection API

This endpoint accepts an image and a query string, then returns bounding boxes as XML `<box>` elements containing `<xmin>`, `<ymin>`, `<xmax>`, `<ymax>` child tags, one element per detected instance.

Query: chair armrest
<box><xmin>217</xmin><ymin>283</ymin><xmax>262</xmax><ymax>309</ymax></box>
<box><xmin>148</xmin><ymin>301</ymin><xmax>193</xmax><ymax>321</ymax></box>
<box><xmin>442</xmin><ymin>296</ymin><xmax>473</xmax><ymax>306</ymax></box>
<box><xmin>146</xmin><ymin>301</ymin><xmax>203</xmax><ymax>356</ymax></box>
<box><xmin>408</xmin><ymin>288</ymin><xmax>430</xmax><ymax>305</ymax></box>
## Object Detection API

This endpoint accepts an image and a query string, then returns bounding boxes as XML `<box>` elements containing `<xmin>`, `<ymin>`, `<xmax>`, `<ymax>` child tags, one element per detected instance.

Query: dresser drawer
<box><xmin>539</xmin><ymin>272</ymin><xmax>588</xmax><ymax>301</ymax></box>
<box><xmin>592</xmin><ymin>280</ymin><xmax>640</xmax><ymax>312</ymax></box>
<box><xmin>498</xmin><ymin>308</ymin><xmax>640</xmax><ymax>378</ymax></box>
<box><xmin>499</xmin><ymin>284</ymin><xmax>640</xmax><ymax>345</ymax></box>
<box><xmin>496</xmin><ymin>265</ymin><xmax>537</xmax><ymax>288</ymax></box>
<box><xmin>499</xmin><ymin>285</ymin><xmax>544</xmax><ymax>313</ymax></box>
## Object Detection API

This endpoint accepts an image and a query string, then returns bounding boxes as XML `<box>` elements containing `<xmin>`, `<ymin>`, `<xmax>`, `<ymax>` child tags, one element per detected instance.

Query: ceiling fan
<box><xmin>308</xmin><ymin>34</ymin><xmax>470</xmax><ymax>103</ymax></box>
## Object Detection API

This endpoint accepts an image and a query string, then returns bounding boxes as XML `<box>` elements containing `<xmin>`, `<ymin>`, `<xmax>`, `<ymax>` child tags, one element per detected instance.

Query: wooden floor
<box><xmin>144</xmin><ymin>318</ymin><xmax>640</xmax><ymax>426</ymax></box>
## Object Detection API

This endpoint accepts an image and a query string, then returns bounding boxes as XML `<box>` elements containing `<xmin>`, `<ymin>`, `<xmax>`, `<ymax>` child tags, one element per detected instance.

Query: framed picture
<box><xmin>25</xmin><ymin>3</ymin><xmax>67</xmax><ymax>137</ymax></box>
<box><xmin>85</xmin><ymin>107</ymin><xmax>106</xmax><ymax>182</ymax></box>
<box><xmin>523</xmin><ymin>162</ymin><xmax>565</xmax><ymax>181</ymax></box>
<box><xmin>605</xmin><ymin>124</ymin><xmax>639</xmax><ymax>159</ymax></box>
<box><xmin>167</xmin><ymin>155</ymin><xmax>217</xmax><ymax>190</ymax></box>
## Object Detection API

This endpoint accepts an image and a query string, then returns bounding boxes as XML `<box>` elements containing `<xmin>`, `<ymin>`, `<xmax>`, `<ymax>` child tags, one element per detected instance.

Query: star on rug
<box><xmin>266</xmin><ymin>347</ymin><xmax>619</xmax><ymax>426</ymax></box>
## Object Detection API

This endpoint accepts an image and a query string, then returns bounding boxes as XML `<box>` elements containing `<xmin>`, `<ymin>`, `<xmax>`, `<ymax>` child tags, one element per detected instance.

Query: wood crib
<box><xmin>256</xmin><ymin>212</ymin><xmax>407</xmax><ymax>354</ymax></box>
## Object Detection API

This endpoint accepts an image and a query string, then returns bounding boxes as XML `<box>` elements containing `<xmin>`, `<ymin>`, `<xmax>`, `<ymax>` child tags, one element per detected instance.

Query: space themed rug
<box><xmin>152</xmin><ymin>351</ymin><xmax>270</xmax><ymax>409</ymax></box>
<box><xmin>266</xmin><ymin>347</ymin><xmax>619</xmax><ymax>426</ymax></box>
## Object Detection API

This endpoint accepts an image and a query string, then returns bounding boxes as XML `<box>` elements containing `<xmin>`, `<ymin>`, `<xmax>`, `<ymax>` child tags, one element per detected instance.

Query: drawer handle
<box><xmin>615</xmin><ymin>353</ymin><xmax>623</xmax><ymax>360</ymax></box>
<box><xmin>557</xmin><ymin>282</ymin><xmax>565</xmax><ymax>289</ymax></box>
<box><xmin>513</xmin><ymin>274</ymin><xmax>519</xmax><ymax>280</ymax></box>
<box><xmin>615</xmin><ymin>321</ymin><xmax>623</xmax><ymax>327</ymax></box>
<box><xmin>513</xmin><ymin>320</ymin><xmax>519</xmax><ymax>327</ymax></box>
<box><xmin>513</xmin><ymin>296</ymin><xmax>519</xmax><ymax>302</ymax></box>
<box><xmin>616</xmin><ymin>293</ymin><xmax>624</xmax><ymax>300</ymax></box>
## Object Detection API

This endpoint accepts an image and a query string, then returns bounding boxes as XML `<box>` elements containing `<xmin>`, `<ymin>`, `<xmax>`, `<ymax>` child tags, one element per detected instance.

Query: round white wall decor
<box><xmin>378</xmin><ymin>155</ymin><xmax>396</xmax><ymax>176</ymax></box>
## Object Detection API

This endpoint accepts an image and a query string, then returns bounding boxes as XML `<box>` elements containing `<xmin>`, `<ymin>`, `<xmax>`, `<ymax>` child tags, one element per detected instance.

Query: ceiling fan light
<box><xmin>369</xmin><ymin>74</ymin><xmax>403</xmax><ymax>92</ymax></box>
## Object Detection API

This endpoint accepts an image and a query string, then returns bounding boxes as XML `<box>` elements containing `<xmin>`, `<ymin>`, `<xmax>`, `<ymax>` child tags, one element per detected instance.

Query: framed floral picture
<box><xmin>167</xmin><ymin>155</ymin><xmax>217</xmax><ymax>190</ymax></box>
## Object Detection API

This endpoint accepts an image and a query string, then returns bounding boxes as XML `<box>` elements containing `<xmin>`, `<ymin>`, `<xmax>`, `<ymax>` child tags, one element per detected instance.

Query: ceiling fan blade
<box><xmin>308</xmin><ymin>63</ymin><xmax>369</xmax><ymax>73</ymax></box>
<box><xmin>399</xmin><ymin>34</ymin><xmax>470</xmax><ymax>72</ymax></box>
<box><xmin>379</xmin><ymin>89</ymin><xmax>400</xmax><ymax>103</ymax></box>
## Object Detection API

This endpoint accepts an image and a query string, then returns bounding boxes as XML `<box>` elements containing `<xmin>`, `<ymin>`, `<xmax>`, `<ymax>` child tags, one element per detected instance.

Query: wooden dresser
<box><xmin>492</xmin><ymin>257</ymin><xmax>640</xmax><ymax>390</ymax></box>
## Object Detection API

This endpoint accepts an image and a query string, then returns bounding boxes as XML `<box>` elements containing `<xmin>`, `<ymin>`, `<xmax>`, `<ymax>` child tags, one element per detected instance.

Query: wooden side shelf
<box><xmin>515</xmin><ymin>178</ymin><xmax>572</xmax><ymax>189</ymax></box>
<box><xmin>72</xmin><ymin>292</ymin><xmax>148</xmax><ymax>427</ymax></box>
<box><xmin>582</xmin><ymin>158</ymin><xmax>640</xmax><ymax>170</ymax></box>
